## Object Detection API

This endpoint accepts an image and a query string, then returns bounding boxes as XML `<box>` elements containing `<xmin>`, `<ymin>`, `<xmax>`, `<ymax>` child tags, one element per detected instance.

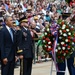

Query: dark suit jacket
<box><xmin>17</xmin><ymin>27</ymin><xmax>34</xmax><ymax>58</ymax></box>
<box><xmin>0</xmin><ymin>27</ymin><xmax>2</xmax><ymax>60</ymax></box>
<box><xmin>0</xmin><ymin>26</ymin><xmax>17</xmax><ymax>61</ymax></box>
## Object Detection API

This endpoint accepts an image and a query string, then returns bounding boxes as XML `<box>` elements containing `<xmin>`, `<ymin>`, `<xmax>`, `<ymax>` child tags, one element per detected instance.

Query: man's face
<box><xmin>24</xmin><ymin>22</ymin><xmax>29</xmax><ymax>28</ymax></box>
<box><xmin>0</xmin><ymin>22</ymin><xmax>2</xmax><ymax>25</ymax></box>
<box><xmin>20</xmin><ymin>22</ymin><xmax>25</xmax><ymax>27</ymax></box>
<box><xmin>6</xmin><ymin>17</ymin><xmax>13</xmax><ymax>27</ymax></box>
<box><xmin>20</xmin><ymin>22</ymin><xmax>28</xmax><ymax>28</ymax></box>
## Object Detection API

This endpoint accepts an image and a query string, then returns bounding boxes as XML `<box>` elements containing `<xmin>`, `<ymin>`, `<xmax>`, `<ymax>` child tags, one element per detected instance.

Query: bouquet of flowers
<box><xmin>42</xmin><ymin>20</ymin><xmax>75</xmax><ymax>62</ymax></box>
<box><xmin>42</xmin><ymin>24</ymin><xmax>55</xmax><ymax>52</ymax></box>
<box><xmin>56</xmin><ymin>20</ymin><xmax>75</xmax><ymax>62</ymax></box>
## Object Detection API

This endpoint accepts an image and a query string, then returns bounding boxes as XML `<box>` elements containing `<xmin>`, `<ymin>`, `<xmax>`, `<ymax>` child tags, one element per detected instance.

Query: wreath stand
<box><xmin>50</xmin><ymin>59</ymin><xmax>68</xmax><ymax>75</ymax></box>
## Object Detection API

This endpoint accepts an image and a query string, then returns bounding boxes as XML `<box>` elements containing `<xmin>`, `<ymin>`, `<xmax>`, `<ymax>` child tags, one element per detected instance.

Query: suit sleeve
<box><xmin>0</xmin><ymin>30</ymin><xmax>6</xmax><ymax>59</ymax></box>
<box><xmin>16</xmin><ymin>30</ymin><xmax>23</xmax><ymax>55</ymax></box>
<box><xmin>14</xmin><ymin>31</ymin><xmax>18</xmax><ymax>56</ymax></box>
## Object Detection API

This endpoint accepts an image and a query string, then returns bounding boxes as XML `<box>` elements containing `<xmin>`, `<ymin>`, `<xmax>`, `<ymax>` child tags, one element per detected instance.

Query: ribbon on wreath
<box><xmin>50</xmin><ymin>21</ymin><xmax>59</xmax><ymax>72</ymax></box>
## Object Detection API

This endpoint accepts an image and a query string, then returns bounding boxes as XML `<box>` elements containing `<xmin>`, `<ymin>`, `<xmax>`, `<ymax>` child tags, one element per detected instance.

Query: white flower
<box><xmin>48</xmin><ymin>42</ymin><xmax>51</xmax><ymax>44</ymax></box>
<box><xmin>43</xmin><ymin>40</ymin><xmax>45</xmax><ymax>43</ymax></box>
<box><xmin>45</xmin><ymin>45</ymin><xmax>47</xmax><ymax>47</ymax></box>
<box><xmin>59</xmin><ymin>37</ymin><xmax>62</xmax><ymax>39</ymax></box>
<box><xmin>65</xmin><ymin>39</ymin><xmax>68</xmax><ymax>42</ymax></box>
<box><xmin>63</xmin><ymin>53</ymin><xmax>66</xmax><ymax>56</ymax></box>
<box><xmin>60</xmin><ymin>32</ymin><xmax>63</xmax><ymax>35</ymax></box>
<box><xmin>62</xmin><ymin>26</ymin><xmax>66</xmax><ymax>29</ymax></box>
<box><xmin>48</xmin><ymin>46</ymin><xmax>51</xmax><ymax>48</ymax></box>
<box><xmin>68</xmin><ymin>46</ymin><xmax>70</xmax><ymax>50</ymax></box>
<box><xmin>58</xmin><ymin>47</ymin><xmax>61</xmax><ymax>50</ymax></box>
<box><xmin>61</xmin><ymin>42</ymin><xmax>64</xmax><ymax>45</ymax></box>
<box><xmin>59</xmin><ymin>30</ymin><xmax>62</xmax><ymax>33</ymax></box>
<box><xmin>45</xmin><ymin>32</ymin><xmax>47</xmax><ymax>35</ymax></box>
<box><xmin>56</xmin><ymin>49</ymin><xmax>58</xmax><ymax>52</ymax></box>
<box><xmin>63</xmin><ymin>24</ymin><xmax>66</xmax><ymax>27</ymax></box>
<box><xmin>57</xmin><ymin>43</ymin><xmax>59</xmax><ymax>46</ymax></box>
<box><xmin>62</xmin><ymin>24</ymin><xmax>66</xmax><ymax>29</ymax></box>
<box><xmin>66</xmin><ymin>29</ymin><xmax>69</xmax><ymax>32</ymax></box>
<box><xmin>72</xmin><ymin>48</ymin><xmax>74</xmax><ymax>51</ymax></box>
<box><xmin>71</xmin><ymin>26</ymin><xmax>74</xmax><ymax>28</ymax></box>
<box><xmin>62</xmin><ymin>47</ymin><xmax>65</xmax><ymax>50</ymax></box>
<box><xmin>63</xmin><ymin>33</ymin><xmax>67</xmax><ymax>36</ymax></box>
<box><xmin>68</xmin><ymin>47</ymin><xmax>70</xmax><ymax>50</ymax></box>
<box><xmin>59</xmin><ymin>30</ymin><xmax>63</xmax><ymax>35</ymax></box>
<box><xmin>72</xmin><ymin>42</ymin><xmax>74</xmax><ymax>45</ymax></box>
<box><xmin>47</xmin><ymin>28</ymin><xmax>49</xmax><ymax>31</ymax></box>
<box><xmin>68</xmin><ymin>32</ymin><xmax>71</xmax><ymax>35</ymax></box>
<box><xmin>67</xmin><ymin>22</ymin><xmax>69</xmax><ymax>24</ymax></box>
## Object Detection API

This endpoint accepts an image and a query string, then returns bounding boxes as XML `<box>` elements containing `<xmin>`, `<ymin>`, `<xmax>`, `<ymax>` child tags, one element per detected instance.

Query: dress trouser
<box><xmin>57</xmin><ymin>57</ymin><xmax>75</xmax><ymax>75</ymax></box>
<box><xmin>67</xmin><ymin>57</ymin><xmax>75</xmax><ymax>75</ymax></box>
<box><xmin>57</xmin><ymin>61</ymin><xmax>66</xmax><ymax>75</ymax></box>
<box><xmin>1</xmin><ymin>60</ymin><xmax>15</xmax><ymax>75</ymax></box>
<box><xmin>20</xmin><ymin>58</ymin><xmax>33</xmax><ymax>75</ymax></box>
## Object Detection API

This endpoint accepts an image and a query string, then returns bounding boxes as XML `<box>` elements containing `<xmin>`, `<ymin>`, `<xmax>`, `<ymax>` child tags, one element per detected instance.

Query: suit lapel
<box><xmin>4</xmin><ymin>26</ymin><xmax>14</xmax><ymax>43</ymax></box>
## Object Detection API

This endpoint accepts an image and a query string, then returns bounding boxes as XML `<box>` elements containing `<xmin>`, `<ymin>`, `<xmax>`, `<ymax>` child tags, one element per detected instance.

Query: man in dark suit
<box><xmin>17</xmin><ymin>18</ymin><xmax>34</xmax><ymax>75</ymax></box>
<box><xmin>0</xmin><ymin>15</ymin><xmax>17</xmax><ymax>75</ymax></box>
<box><xmin>0</xmin><ymin>20</ymin><xmax>3</xmax><ymax>61</ymax></box>
<box><xmin>0</xmin><ymin>19</ymin><xmax>3</xmax><ymax>66</ymax></box>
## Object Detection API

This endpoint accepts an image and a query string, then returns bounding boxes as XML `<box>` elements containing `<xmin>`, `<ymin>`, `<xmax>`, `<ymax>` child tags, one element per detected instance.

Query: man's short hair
<box><xmin>4</xmin><ymin>15</ymin><xmax>11</xmax><ymax>22</ymax></box>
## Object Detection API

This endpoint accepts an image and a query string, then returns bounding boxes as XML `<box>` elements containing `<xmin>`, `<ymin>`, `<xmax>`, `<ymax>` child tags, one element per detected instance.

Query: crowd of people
<box><xmin>0</xmin><ymin>0</ymin><xmax>75</xmax><ymax>75</ymax></box>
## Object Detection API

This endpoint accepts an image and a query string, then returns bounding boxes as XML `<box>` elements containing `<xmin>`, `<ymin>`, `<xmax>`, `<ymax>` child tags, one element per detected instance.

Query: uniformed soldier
<box><xmin>17</xmin><ymin>17</ymin><xmax>34</xmax><ymax>75</ymax></box>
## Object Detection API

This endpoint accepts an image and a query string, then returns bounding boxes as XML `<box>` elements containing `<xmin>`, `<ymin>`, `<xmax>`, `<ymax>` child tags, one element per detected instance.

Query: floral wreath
<box><xmin>42</xmin><ymin>20</ymin><xmax>75</xmax><ymax>62</ymax></box>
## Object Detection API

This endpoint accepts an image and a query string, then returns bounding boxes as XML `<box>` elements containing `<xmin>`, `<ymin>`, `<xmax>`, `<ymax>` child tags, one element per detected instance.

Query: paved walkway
<box><xmin>14</xmin><ymin>61</ymin><xmax>56</xmax><ymax>75</ymax></box>
<box><xmin>0</xmin><ymin>61</ymin><xmax>69</xmax><ymax>75</ymax></box>
<box><xmin>14</xmin><ymin>61</ymin><xmax>69</xmax><ymax>75</ymax></box>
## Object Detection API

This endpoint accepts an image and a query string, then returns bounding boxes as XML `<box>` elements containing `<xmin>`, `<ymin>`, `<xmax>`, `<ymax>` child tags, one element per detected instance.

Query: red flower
<box><xmin>58</xmin><ymin>56</ymin><xmax>61</xmax><ymax>58</ymax></box>
<box><xmin>73</xmin><ymin>39</ymin><xmax>75</xmax><ymax>42</ymax></box>
<box><xmin>66</xmin><ymin>26</ymin><xmax>69</xmax><ymax>28</ymax></box>
<box><xmin>43</xmin><ymin>37</ymin><xmax>45</xmax><ymax>40</ymax></box>
<box><xmin>62</xmin><ymin>50</ymin><xmax>64</xmax><ymax>53</ymax></box>
<box><xmin>68</xmin><ymin>46</ymin><xmax>71</xmax><ymax>48</ymax></box>
<box><xmin>58</xmin><ymin>50</ymin><xmax>61</xmax><ymax>53</ymax></box>
<box><xmin>62</xmin><ymin>56</ymin><xmax>65</xmax><ymax>60</ymax></box>
<box><xmin>71</xmin><ymin>28</ymin><xmax>74</xmax><ymax>31</ymax></box>
<box><xmin>68</xmin><ymin>36</ymin><xmax>71</xmax><ymax>39</ymax></box>
<box><xmin>46</xmin><ymin>44</ymin><xmax>48</xmax><ymax>47</ymax></box>
<box><xmin>74</xmin><ymin>34</ymin><xmax>75</xmax><ymax>37</ymax></box>
<box><xmin>62</xmin><ymin>44</ymin><xmax>66</xmax><ymax>47</ymax></box>
<box><xmin>68</xmin><ymin>39</ymin><xmax>70</xmax><ymax>42</ymax></box>
<box><xmin>47</xmin><ymin>48</ymin><xmax>52</xmax><ymax>52</ymax></box>
<box><xmin>48</xmin><ymin>34</ymin><xmax>51</xmax><ymax>37</ymax></box>
<box><xmin>45</xmin><ymin>38</ymin><xmax>50</xmax><ymax>42</ymax></box>
<box><xmin>62</xmin><ymin>30</ymin><xmax>66</xmax><ymax>33</ymax></box>
<box><xmin>65</xmin><ymin>50</ymin><xmax>68</xmax><ymax>54</ymax></box>
<box><xmin>61</xmin><ymin>22</ymin><xmax>64</xmax><ymax>25</ymax></box>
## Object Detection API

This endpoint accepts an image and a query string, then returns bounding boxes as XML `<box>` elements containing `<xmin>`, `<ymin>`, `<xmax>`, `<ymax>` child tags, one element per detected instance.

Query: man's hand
<box><xmin>32</xmin><ymin>30</ymin><xmax>36</xmax><ymax>33</ymax></box>
<box><xmin>19</xmin><ymin>55</ymin><xmax>23</xmax><ymax>59</ymax></box>
<box><xmin>3</xmin><ymin>58</ymin><xmax>8</xmax><ymax>65</ymax></box>
<box><xmin>15</xmin><ymin>56</ymin><xmax>18</xmax><ymax>62</ymax></box>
